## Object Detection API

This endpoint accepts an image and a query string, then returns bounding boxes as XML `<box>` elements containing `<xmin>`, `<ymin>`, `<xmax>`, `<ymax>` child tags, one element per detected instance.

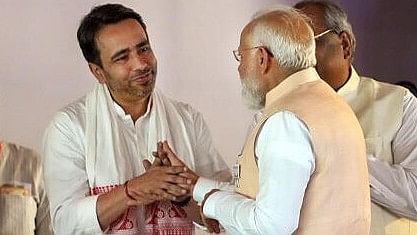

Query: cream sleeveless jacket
<box><xmin>236</xmin><ymin>68</ymin><xmax>371</xmax><ymax>235</ymax></box>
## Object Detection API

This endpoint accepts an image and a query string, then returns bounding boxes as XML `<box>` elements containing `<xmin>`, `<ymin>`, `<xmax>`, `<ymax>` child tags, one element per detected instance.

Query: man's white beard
<box><xmin>241</xmin><ymin>75</ymin><xmax>265</xmax><ymax>110</ymax></box>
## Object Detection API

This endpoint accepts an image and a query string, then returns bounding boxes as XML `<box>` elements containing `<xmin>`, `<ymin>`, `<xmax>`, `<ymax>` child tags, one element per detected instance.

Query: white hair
<box><xmin>249</xmin><ymin>6</ymin><xmax>316</xmax><ymax>70</ymax></box>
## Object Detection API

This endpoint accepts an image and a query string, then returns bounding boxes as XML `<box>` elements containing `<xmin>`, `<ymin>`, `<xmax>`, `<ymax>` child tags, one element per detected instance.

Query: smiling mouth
<box><xmin>130</xmin><ymin>72</ymin><xmax>153</xmax><ymax>85</ymax></box>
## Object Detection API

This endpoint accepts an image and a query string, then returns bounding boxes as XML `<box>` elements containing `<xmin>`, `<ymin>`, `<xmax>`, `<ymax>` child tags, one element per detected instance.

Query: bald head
<box><xmin>242</xmin><ymin>7</ymin><xmax>316</xmax><ymax>71</ymax></box>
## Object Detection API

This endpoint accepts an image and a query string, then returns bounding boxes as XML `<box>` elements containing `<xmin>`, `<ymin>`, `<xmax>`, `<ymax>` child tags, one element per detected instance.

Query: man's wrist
<box><xmin>192</xmin><ymin>177</ymin><xmax>218</xmax><ymax>203</ymax></box>
<box><xmin>200</xmin><ymin>189</ymin><xmax>220</xmax><ymax>215</ymax></box>
<box><xmin>124</xmin><ymin>180</ymin><xmax>135</xmax><ymax>200</ymax></box>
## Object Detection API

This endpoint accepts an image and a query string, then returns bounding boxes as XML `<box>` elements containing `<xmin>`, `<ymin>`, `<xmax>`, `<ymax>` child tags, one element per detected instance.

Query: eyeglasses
<box><xmin>233</xmin><ymin>46</ymin><xmax>260</xmax><ymax>62</ymax></box>
<box><xmin>314</xmin><ymin>29</ymin><xmax>336</xmax><ymax>40</ymax></box>
<box><xmin>233</xmin><ymin>46</ymin><xmax>273</xmax><ymax>62</ymax></box>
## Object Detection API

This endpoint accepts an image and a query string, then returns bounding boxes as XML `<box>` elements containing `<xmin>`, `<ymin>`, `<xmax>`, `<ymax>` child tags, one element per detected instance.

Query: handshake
<box><xmin>124</xmin><ymin>141</ymin><xmax>221</xmax><ymax>233</ymax></box>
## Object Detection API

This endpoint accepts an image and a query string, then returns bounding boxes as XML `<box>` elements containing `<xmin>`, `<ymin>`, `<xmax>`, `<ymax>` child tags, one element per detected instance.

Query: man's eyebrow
<box><xmin>110</xmin><ymin>48</ymin><xmax>129</xmax><ymax>61</ymax></box>
<box><xmin>135</xmin><ymin>40</ymin><xmax>150</xmax><ymax>49</ymax></box>
<box><xmin>110</xmin><ymin>40</ymin><xmax>150</xmax><ymax>61</ymax></box>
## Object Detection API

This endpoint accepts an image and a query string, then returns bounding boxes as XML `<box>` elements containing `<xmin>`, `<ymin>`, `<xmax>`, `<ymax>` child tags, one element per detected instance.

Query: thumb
<box><xmin>143</xmin><ymin>159</ymin><xmax>152</xmax><ymax>171</ymax></box>
<box><xmin>162</xmin><ymin>141</ymin><xmax>185</xmax><ymax>166</ymax></box>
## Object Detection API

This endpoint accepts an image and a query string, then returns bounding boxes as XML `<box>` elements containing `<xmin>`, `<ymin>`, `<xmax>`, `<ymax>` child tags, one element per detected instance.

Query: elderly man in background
<box><xmin>0</xmin><ymin>141</ymin><xmax>52</xmax><ymax>235</ymax></box>
<box><xmin>42</xmin><ymin>3</ymin><xmax>230</xmax><ymax>234</ymax></box>
<box><xmin>294</xmin><ymin>1</ymin><xmax>417</xmax><ymax>234</ymax></box>
<box><xmin>156</xmin><ymin>6</ymin><xmax>370</xmax><ymax>234</ymax></box>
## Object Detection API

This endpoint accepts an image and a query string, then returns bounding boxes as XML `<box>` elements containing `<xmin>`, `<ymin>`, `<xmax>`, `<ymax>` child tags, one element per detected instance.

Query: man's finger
<box><xmin>163</xmin><ymin>166</ymin><xmax>188</xmax><ymax>175</ymax></box>
<box><xmin>162</xmin><ymin>141</ymin><xmax>185</xmax><ymax>166</ymax></box>
<box><xmin>165</xmin><ymin>185</ymin><xmax>188</xmax><ymax>197</ymax></box>
<box><xmin>161</xmin><ymin>157</ymin><xmax>171</xmax><ymax>166</ymax></box>
<box><xmin>152</xmin><ymin>157</ymin><xmax>163</xmax><ymax>167</ymax></box>
<box><xmin>153</xmin><ymin>150</ymin><xmax>171</xmax><ymax>166</ymax></box>
<box><xmin>143</xmin><ymin>159</ymin><xmax>152</xmax><ymax>170</ymax></box>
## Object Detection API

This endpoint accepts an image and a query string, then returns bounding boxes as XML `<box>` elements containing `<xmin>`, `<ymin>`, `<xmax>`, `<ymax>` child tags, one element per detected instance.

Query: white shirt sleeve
<box><xmin>42</xmin><ymin>112</ymin><xmax>102</xmax><ymax>235</ymax></box>
<box><xmin>193</xmin><ymin>111</ymin><xmax>315</xmax><ymax>234</ymax></box>
<box><xmin>368</xmin><ymin>91</ymin><xmax>417</xmax><ymax>220</ymax></box>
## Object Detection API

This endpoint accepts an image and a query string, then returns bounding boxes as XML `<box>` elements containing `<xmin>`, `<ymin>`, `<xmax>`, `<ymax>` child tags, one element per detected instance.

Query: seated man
<box><xmin>0</xmin><ymin>141</ymin><xmax>52</xmax><ymax>235</ymax></box>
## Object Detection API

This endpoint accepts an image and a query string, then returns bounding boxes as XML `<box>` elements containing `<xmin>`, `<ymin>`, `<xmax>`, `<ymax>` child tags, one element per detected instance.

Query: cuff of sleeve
<box><xmin>202</xmin><ymin>191</ymin><xmax>222</xmax><ymax>219</ymax></box>
<box><xmin>193</xmin><ymin>177</ymin><xmax>218</xmax><ymax>203</ymax></box>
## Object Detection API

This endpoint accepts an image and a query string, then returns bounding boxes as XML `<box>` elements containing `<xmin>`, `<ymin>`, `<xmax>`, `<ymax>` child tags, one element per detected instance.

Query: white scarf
<box><xmin>85</xmin><ymin>84</ymin><xmax>195</xmax><ymax>234</ymax></box>
<box><xmin>85</xmin><ymin>84</ymin><xmax>197</xmax><ymax>186</ymax></box>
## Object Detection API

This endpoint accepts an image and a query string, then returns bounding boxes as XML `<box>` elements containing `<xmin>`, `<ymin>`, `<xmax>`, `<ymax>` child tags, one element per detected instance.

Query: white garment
<box><xmin>367</xmin><ymin>90</ymin><xmax>417</xmax><ymax>219</ymax></box>
<box><xmin>43</xmin><ymin>84</ymin><xmax>230</xmax><ymax>234</ymax></box>
<box><xmin>193</xmin><ymin>111</ymin><xmax>315</xmax><ymax>235</ymax></box>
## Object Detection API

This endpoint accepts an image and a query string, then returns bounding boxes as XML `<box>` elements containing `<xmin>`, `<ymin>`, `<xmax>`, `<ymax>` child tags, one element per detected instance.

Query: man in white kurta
<box><xmin>42</xmin><ymin>3</ymin><xmax>230</xmax><ymax>234</ymax></box>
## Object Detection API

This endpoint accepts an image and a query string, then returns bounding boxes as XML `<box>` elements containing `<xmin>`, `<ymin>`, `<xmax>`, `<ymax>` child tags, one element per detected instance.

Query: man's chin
<box><xmin>243</xmin><ymin>102</ymin><xmax>264</xmax><ymax>110</ymax></box>
<box><xmin>241</xmin><ymin>95</ymin><xmax>264</xmax><ymax>110</ymax></box>
<box><xmin>132</xmin><ymin>79</ymin><xmax>155</xmax><ymax>97</ymax></box>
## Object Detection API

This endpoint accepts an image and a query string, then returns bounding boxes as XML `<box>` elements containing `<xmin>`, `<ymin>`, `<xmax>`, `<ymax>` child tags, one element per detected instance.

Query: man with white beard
<box><xmin>154</xmin><ymin>6</ymin><xmax>371</xmax><ymax>234</ymax></box>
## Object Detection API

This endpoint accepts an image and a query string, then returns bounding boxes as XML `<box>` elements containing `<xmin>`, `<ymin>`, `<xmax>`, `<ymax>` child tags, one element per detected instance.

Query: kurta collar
<box><xmin>265</xmin><ymin>67</ymin><xmax>320</xmax><ymax>108</ymax></box>
<box><xmin>106</xmin><ymin>87</ymin><xmax>153</xmax><ymax>121</ymax></box>
<box><xmin>337</xmin><ymin>66</ymin><xmax>360</xmax><ymax>96</ymax></box>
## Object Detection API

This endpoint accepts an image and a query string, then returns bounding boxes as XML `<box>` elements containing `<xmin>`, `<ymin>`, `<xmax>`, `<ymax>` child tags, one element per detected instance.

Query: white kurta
<box><xmin>339</xmin><ymin>68</ymin><xmax>417</xmax><ymax>220</ymax></box>
<box><xmin>335</xmin><ymin>67</ymin><xmax>417</xmax><ymax>234</ymax></box>
<box><xmin>43</xmin><ymin>84</ymin><xmax>230</xmax><ymax>234</ymax></box>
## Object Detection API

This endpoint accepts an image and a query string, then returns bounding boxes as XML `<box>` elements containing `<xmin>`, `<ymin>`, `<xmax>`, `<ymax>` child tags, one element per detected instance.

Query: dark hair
<box><xmin>77</xmin><ymin>3</ymin><xmax>147</xmax><ymax>66</ymax></box>
<box><xmin>396</xmin><ymin>80</ymin><xmax>417</xmax><ymax>97</ymax></box>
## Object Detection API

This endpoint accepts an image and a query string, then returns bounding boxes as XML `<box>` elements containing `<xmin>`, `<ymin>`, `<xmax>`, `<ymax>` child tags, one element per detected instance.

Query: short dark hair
<box><xmin>77</xmin><ymin>3</ymin><xmax>148</xmax><ymax>66</ymax></box>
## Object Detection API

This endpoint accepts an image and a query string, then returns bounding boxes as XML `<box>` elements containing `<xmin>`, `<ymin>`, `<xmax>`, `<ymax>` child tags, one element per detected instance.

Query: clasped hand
<box><xmin>144</xmin><ymin>141</ymin><xmax>221</xmax><ymax>234</ymax></box>
<box><xmin>124</xmin><ymin>142</ymin><xmax>196</xmax><ymax>206</ymax></box>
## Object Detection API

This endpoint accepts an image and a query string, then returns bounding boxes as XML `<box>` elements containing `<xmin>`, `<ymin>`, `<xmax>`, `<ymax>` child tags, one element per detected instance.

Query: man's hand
<box><xmin>159</xmin><ymin>141</ymin><xmax>199</xmax><ymax>191</ymax></box>
<box><xmin>182</xmin><ymin>200</ymin><xmax>221</xmax><ymax>233</ymax></box>
<box><xmin>126</xmin><ymin>166</ymin><xmax>191</xmax><ymax>206</ymax></box>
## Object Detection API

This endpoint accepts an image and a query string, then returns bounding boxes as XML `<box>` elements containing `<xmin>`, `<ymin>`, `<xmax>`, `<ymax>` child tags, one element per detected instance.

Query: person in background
<box><xmin>0</xmin><ymin>141</ymin><xmax>52</xmax><ymax>235</ymax></box>
<box><xmin>42</xmin><ymin>3</ymin><xmax>230</xmax><ymax>234</ymax></box>
<box><xmin>294</xmin><ymin>1</ymin><xmax>417</xmax><ymax>234</ymax></box>
<box><xmin>154</xmin><ymin>6</ymin><xmax>370</xmax><ymax>234</ymax></box>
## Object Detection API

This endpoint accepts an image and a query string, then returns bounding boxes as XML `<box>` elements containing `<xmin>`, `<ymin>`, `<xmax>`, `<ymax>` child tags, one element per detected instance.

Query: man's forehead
<box><xmin>239</xmin><ymin>24</ymin><xmax>253</xmax><ymax>47</ymax></box>
<box><xmin>96</xmin><ymin>20</ymin><xmax>146</xmax><ymax>47</ymax></box>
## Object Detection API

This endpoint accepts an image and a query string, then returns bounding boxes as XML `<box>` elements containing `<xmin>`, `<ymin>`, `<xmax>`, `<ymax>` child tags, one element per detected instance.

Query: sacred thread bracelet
<box><xmin>124</xmin><ymin>180</ymin><xmax>136</xmax><ymax>200</ymax></box>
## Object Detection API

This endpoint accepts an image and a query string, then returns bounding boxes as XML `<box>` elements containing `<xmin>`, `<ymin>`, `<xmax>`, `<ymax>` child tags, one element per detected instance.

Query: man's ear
<box><xmin>258</xmin><ymin>47</ymin><xmax>272</xmax><ymax>74</ymax></box>
<box><xmin>340</xmin><ymin>31</ymin><xmax>353</xmax><ymax>60</ymax></box>
<box><xmin>88</xmin><ymin>63</ymin><xmax>106</xmax><ymax>84</ymax></box>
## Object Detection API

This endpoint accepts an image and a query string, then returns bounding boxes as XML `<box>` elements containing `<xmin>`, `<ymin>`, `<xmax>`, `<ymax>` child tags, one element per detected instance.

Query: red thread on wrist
<box><xmin>124</xmin><ymin>180</ymin><xmax>135</xmax><ymax>200</ymax></box>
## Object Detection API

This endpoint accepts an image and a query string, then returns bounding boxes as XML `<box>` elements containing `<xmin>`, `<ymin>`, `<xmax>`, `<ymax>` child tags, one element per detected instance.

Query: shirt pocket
<box><xmin>0</xmin><ymin>186</ymin><xmax>37</xmax><ymax>235</ymax></box>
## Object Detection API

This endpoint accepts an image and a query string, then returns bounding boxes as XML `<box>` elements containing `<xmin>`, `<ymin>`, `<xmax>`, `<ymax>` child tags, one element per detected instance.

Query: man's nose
<box><xmin>130</xmin><ymin>53</ymin><xmax>149</xmax><ymax>71</ymax></box>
